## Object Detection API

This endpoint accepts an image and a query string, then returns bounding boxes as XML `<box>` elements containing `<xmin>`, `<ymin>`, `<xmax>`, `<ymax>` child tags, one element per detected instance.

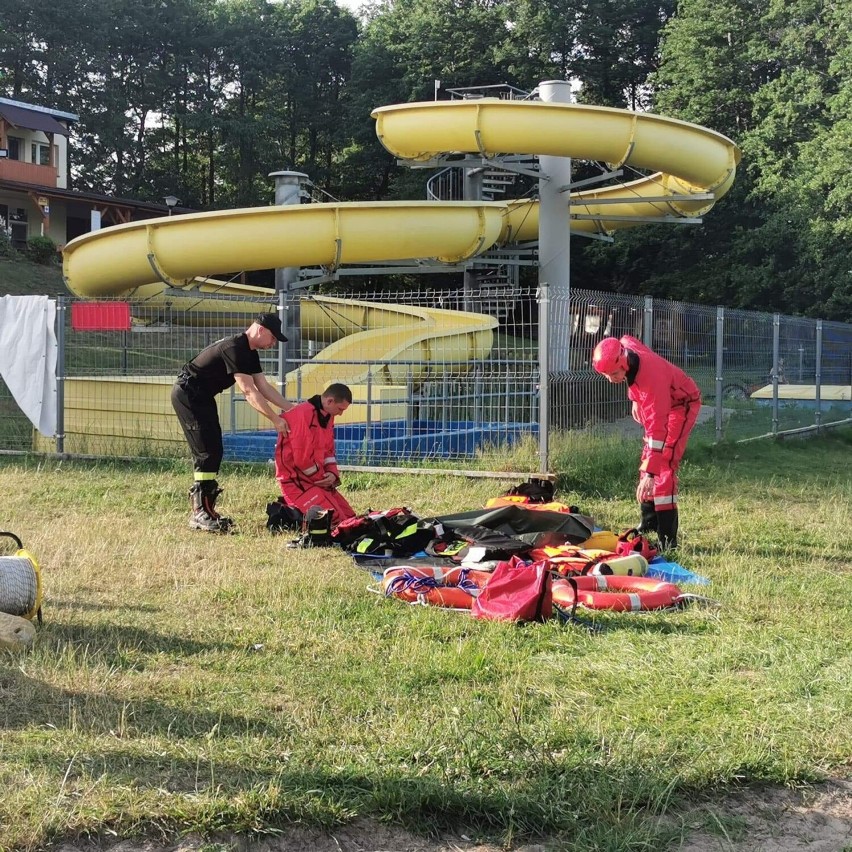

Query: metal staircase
<box><xmin>426</xmin><ymin>160</ymin><xmax>536</xmax><ymax>322</ymax></box>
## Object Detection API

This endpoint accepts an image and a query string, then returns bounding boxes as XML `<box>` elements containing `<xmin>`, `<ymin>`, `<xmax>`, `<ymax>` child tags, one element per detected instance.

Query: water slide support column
<box><xmin>463</xmin><ymin>167</ymin><xmax>484</xmax><ymax>313</ymax></box>
<box><xmin>537</xmin><ymin>80</ymin><xmax>573</xmax><ymax>440</ymax></box>
<box><xmin>538</xmin><ymin>283</ymin><xmax>550</xmax><ymax>474</ymax></box>
<box><xmin>270</xmin><ymin>170</ymin><xmax>309</xmax><ymax>359</ymax></box>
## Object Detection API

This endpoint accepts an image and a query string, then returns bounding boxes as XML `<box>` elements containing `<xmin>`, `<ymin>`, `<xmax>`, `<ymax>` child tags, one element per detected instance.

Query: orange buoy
<box><xmin>382</xmin><ymin>565</ymin><xmax>492</xmax><ymax>609</ymax></box>
<box><xmin>551</xmin><ymin>574</ymin><xmax>681</xmax><ymax>612</ymax></box>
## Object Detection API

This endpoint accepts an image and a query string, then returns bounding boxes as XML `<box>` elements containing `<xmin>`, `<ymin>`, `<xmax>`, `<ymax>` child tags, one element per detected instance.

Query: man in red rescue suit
<box><xmin>592</xmin><ymin>336</ymin><xmax>701</xmax><ymax>551</ymax></box>
<box><xmin>274</xmin><ymin>383</ymin><xmax>356</xmax><ymax>522</ymax></box>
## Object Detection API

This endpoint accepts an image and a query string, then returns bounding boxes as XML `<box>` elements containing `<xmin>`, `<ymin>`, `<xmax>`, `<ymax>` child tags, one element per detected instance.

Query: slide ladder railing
<box><xmin>426</xmin><ymin>161</ymin><xmax>532</xmax><ymax>321</ymax></box>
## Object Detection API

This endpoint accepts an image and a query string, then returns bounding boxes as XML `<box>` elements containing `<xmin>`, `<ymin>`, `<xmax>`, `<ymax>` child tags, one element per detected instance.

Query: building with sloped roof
<box><xmin>0</xmin><ymin>97</ymin><xmax>184</xmax><ymax>251</ymax></box>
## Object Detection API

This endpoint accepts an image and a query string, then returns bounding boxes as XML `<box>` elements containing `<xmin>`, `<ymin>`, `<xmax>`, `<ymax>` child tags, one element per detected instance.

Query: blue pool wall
<box><xmin>223</xmin><ymin>419</ymin><xmax>538</xmax><ymax>464</ymax></box>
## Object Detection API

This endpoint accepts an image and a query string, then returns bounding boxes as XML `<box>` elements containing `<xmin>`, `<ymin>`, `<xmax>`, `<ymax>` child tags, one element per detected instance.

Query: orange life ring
<box><xmin>551</xmin><ymin>574</ymin><xmax>682</xmax><ymax>612</ymax></box>
<box><xmin>382</xmin><ymin>565</ymin><xmax>492</xmax><ymax>609</ymax></box>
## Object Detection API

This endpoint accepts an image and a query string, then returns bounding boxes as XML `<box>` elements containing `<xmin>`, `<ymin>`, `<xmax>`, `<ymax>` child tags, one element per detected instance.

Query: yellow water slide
<box><xmin>281</xmin><ymin>294</ymin><xmax>498</xmax><ymax>399</ymax></box>
<box><xmin>372</xmin><ymin>99</ymin><xmax>741</xmax><ymax>238</ymax></box>
<box><xmin>62</xmin><ymin>99</ymin><xmax>740</xmax><ymax>397</ymax></box>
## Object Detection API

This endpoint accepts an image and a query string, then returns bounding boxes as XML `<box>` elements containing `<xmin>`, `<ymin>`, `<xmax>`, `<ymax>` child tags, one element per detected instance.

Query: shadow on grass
<box><xmin>559</xmin><ymin>609</ymin><xmax>720</xmax><ymax>638</ymax></box>
<box><xmin>35</xmin><ymin>619</ymin><xmax>241</xmax><ymax>663</ymax></box>
<box><xmin>688</xmin><ymin>540</ymin><xmax>852</xmax><ymax>565</ymax></box>
<box><xmin>0</xmin><ymin>666</ymin><xmax>256</xmax><ymax>736</ymax></box>
<box><xmin>48</xmin><ymin>598</ymin><xmax>163</xmax><ymax>614</ymax></box>
<box><xmin>10</xmin><ymin>746</ymin><xmax>680</xmax><ymax>849</ymax></box>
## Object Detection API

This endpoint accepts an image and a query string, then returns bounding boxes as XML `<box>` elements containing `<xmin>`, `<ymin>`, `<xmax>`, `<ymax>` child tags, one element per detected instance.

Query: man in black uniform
<box><xmin>171</xmin><ymin>313</ymin><xmax>294</xmax><ymax>531</ymax></box>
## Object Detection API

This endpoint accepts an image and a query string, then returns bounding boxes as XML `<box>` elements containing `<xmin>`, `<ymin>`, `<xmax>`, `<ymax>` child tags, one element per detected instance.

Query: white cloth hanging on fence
<box><xmin>0</xmin><ymin>295</ymin><xmax>57</xmax><ymax>437</ymax></box>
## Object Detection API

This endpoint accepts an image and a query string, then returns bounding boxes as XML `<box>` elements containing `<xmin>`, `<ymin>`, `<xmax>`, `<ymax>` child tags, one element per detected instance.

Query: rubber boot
<box><xmin>656</xmin><ymin>508</ymin><xmax>679</xmax><ymax>553</ymax></box>
<box><xmin>637</xmin><ymin>501</ymin><xmax>658</xmax><ymax>535</ymax></box>
<box><xmin>189</xmin><ymin>481</ymin><xmax>233</xmax><ymax>532</ymax></box>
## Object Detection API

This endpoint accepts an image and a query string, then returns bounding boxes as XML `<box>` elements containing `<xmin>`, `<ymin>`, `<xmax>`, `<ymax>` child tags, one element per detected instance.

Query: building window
<box><xmin>0</xmin><ymin>204</ymin><xmax>28</xmax><ymax>249</ymax></box>
<box><xmin>7</xmin><ymin>136</ymin><xmax>22</xmax><ymax>160</ymax></box>
<box><xmin>31</xmin><ymin>141</ymin><xmax>51</xmax><ymax>166</ymax></box>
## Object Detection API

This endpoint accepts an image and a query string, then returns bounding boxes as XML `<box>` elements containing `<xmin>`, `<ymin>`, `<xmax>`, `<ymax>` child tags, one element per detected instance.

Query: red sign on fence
<box><xmin>71</xmin><ymin>302</ymin><xmax>131</xmax><ymax>332</ymax></box>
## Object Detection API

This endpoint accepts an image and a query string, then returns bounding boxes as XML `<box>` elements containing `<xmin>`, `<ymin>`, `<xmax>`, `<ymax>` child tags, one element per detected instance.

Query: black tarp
<box><xmin>435</xmin><ymin>505</ymin><xmax>595</xmax><ymax>545</ymax></box>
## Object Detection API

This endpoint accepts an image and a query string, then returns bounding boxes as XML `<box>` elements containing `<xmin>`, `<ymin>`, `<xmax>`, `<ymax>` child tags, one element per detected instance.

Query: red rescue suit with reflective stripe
<box><xmin>621</xmin><ymin>336</ymin><xmax>701</xmax><ymax>513</ymax></box>
<box><xmin>274</xmin><ymin>396</ymin><xmax>355</xmax><ymax>521</ymax></box>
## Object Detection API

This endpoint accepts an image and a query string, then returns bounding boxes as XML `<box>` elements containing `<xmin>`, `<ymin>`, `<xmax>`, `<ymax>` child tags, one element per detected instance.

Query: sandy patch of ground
<box><xmin>675</xmin><ymin>779</ymin><xmax>852</xmax><ymax>852</ymax></box>
<box><xmin>50</xmin><ymin>779</ymin><xmax>852</xmax><ymax>852</ymax></box>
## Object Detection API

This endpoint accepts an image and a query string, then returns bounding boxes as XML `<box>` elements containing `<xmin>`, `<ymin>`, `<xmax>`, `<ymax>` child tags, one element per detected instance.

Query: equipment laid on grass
<box><xmin>588</xmin><ymin>552</ymin><xmax>648</xmax><ymax>576</ymax></box>
<box><xmin>287</xmin><ymin>505</ymin><xmax>336</xmax><ymax>548</ymax></box>
<box><xmin>530</xmin><ymin>545</ymin><xmax>648</xmax><ymax>577</ymax></box>
<box><xmin>615</xmin><ymin>529</ymin><xmax>658</xmax><ymax>561</ymax></box>
<box><xmin>365</xmin><ymin>489</ymin><xmax>716</xmax><ymax>621</ymax></box>
<box><xmin>552</xmin><ymin>574</ymin><xmax>682</xmax><ymax>612</ymax></box>
<box><xmin>0</xmin><ymin>531</ymin><xmax>42</xmax><ymax>623</ymax></box>
<box><xmin>382</xmin><ymin>565</ymin><xmax>492</xmax><ymax>609</ymax></box>
<box><xmin>471</xmin><ymin>556</ymin><xmax>553</xmax><ymax>623</ymax></box>
<box><xmin>335</xmin><ymin>507</ymin><xmax>445</xmax><ymax>557</ymax></box>
<box><xmin>646</xmin><ymin>558</ymin><xmax>710</xmax><ymax>585</ymax></box>
<box><xmin>266</xmin><ymin>497</ymin><xmax>304</xmax><ymax>534</ymax></box>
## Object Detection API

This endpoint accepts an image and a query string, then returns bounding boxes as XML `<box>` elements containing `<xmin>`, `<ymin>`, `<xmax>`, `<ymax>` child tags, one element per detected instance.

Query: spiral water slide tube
<box><xmin>62</xmin><ymin>99</ymin><xmax>740</xmax><ymax>395</ymax></box>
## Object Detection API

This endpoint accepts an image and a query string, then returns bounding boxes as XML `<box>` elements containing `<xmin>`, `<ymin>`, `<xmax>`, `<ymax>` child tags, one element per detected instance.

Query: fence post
<box><xmin>406</xmin><ymin>365</ymin><xmax>414</xmax><ymax>437</ymax></box>
<box><xmin>55</xmin><ymin>295</ymin><xmax>67</xmax><ymax>455</ymax></box>
<box><xmin>815</xmin><ymin>319</ymin><xmax>823</xmax><ymax>432</ymax></box>
<box><xmin>278</xmin><ymin>288</ymin><xmax>287</xmax><ymax>398</ymax></box>
<box><xmin>715</xmin><ymin>306</ymin><xmax>724</xmax><ymax>443</ymax></box>
<box><xmin>503</xmin><ymin>367</ymin><xmax>510</xmax><ymax>426</ymax></box>
<box><xmin>366</xmin><ymin>369</ymin><xmax>373</xmax><ymax>446</ymax></box>
<box><xmin>473</xmin><ymin>365</ymin><xmax>482</xmax><ymax>429</ymax></box>
<box><xmin>643</xmin><ymin>296</ymin><xmax>654</xmax><ymax>347</ymax></box>
<box><xmin>772</xmin><ymin>313</ymin><xmax>781</xmax><ymax>435</ymax></box>
<box><xmin>537</xmin><ymin>282</ymin><xmax>550</xmax><ymax>474</ymax></box>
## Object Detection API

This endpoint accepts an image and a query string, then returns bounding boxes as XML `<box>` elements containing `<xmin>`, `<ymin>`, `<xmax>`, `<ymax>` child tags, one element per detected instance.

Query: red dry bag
<box><xmin>471</xmin><ymin>556</ymin><xmax>553</xmax><ymax>622</ymax></box>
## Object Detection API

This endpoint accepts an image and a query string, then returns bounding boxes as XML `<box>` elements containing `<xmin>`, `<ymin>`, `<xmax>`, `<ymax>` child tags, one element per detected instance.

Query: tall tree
<box><xmin>578</xmin><ymin>0</ymin><xmax>852</xmax><ymax>320</ymax></box>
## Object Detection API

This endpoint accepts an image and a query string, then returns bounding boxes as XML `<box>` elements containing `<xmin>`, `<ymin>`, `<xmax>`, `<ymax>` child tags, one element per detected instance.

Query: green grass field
<box><xmin>1</xmin><ymin>429</ymin><xmax>850</xmax><ymax>851</ymax></box>
<box><xmin>0</xmin><ymin>256</ymin><xmax>66</xmax><ymax>297</ymax></box>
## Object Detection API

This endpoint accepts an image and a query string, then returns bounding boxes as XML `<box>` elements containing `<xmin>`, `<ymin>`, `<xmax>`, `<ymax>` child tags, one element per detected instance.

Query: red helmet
<box><xmin>592</xmin><ymin>337</ymin><xmax>628</xmax><ymax>374</ymax></box>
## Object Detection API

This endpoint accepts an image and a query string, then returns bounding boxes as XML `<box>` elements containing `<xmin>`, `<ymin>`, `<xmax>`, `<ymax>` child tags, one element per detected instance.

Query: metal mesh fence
<box><xmin>0</xmin><ymin>286</ymin><xmax>849</xmax><ymax>469</ymax></box>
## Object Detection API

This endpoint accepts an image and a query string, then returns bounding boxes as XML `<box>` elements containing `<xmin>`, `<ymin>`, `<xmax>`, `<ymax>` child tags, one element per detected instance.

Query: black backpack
<box><xmin>502</xmin><ymin>480</ymin><xmax>555</xmax><ymax>503</ymax></box>
<box><xmin>337</xmin><ymin>507</ymin><xmax>444</xmax><ymax>558</ymax></box>
<box><xmin>266</xmin><ymin>498</ymin><xmax>304</xmax><ymax>534</ymax></box>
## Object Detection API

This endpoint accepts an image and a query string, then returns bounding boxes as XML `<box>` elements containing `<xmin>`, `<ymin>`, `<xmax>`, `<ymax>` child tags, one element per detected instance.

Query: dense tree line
<box><xmin>0</xmin><ymin>0</ymin><xmax>849</xmax><ymax>319</ymax></box>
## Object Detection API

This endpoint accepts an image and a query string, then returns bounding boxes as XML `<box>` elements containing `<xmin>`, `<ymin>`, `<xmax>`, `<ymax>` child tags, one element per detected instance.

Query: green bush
<box><xmin>26</xmin><ymin>234</ymin><xmax>58</xmax><ymax>264</ymax></box>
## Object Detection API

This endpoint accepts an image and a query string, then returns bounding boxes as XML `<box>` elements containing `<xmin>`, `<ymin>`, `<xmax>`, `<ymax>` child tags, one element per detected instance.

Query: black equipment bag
<box><xmin>266</xmin><ymin>498</ymin><xmax>304</xmax><ymax>534</ymax></box>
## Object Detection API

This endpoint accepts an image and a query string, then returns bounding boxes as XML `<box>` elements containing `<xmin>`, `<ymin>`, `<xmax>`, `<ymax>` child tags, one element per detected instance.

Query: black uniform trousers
<box><xmin>171</xmin><ymin>380</ymin><xmax>223</xmax><ymax>475</ymax></box>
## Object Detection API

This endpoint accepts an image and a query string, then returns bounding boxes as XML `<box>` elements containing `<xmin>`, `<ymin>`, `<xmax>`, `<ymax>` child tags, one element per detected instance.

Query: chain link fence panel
<box><xmin>1</xmin><ymin>287</ymin><xmax>849</xmax><ymax>469</ymax></box>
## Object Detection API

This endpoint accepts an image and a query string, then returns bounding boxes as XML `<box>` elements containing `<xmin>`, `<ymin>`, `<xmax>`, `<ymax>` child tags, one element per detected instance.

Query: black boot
<box><xmin>657</xmin><ymin>509</ymin><xmax>679</xmax><ymax>553</ymax></box>
<box><xmin>189</xmin><ymin>481</ymin><xmax>233</xmax><ymax>532</ymax></box>
<box><xmin>637</xmin><ymin>501</ymin><xmax>658</xmax><ymax>535</ymax></box>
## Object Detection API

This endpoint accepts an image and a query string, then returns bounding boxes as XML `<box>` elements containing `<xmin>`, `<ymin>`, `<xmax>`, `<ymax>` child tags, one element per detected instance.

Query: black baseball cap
<box><xmin>255</xmin><ymin>313</ymin><xmax>288</xmax><ymax>342</ymax></box>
